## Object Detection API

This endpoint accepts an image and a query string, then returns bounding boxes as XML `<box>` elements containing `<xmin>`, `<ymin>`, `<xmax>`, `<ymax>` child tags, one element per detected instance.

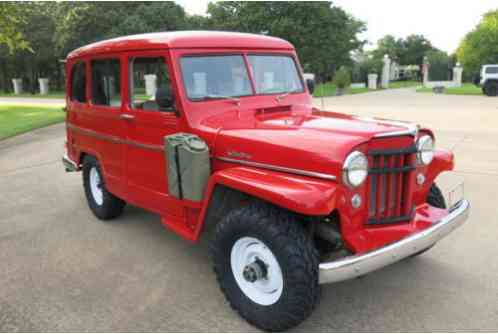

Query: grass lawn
<box><xmin>0</xmin><ymin>91</ymin><xmax>65</xmax><ymax>99</ymax></box>
<box><xmin>0</xmin><ymin>105</ymin><xmax>65</xmax><ymax>140</ymax></box>
<box><xmin>313</xmin><ymin>80</ymin><xmax>423</xmax><ymax>97</ymax></box>
<box><xmin>313</xmin><ymin>82</ymin><xmax>369</xmax><ymax>97</ymax></box>
<box><xmin>416</xmin><ymin>83</ymin><xmax>482</xmax><ymax>96</ymax></box>
<box><xmin>389</xmin><ymin>80</ymin><xmax>421</xmax><ymax>89</ymax></box>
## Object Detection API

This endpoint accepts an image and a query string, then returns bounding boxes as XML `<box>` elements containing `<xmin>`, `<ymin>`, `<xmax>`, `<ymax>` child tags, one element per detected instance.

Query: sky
<box><xmin>175</xmin><ymin>0</ymin><xmax>498</xmax><ymax>54</ymax></box>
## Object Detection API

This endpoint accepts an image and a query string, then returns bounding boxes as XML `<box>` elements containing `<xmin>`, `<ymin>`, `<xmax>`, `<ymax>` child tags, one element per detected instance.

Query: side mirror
<box><xmin>306</xmin><ymin>78</ymin><xmax>315</xmax><ymax>95</ymax></box>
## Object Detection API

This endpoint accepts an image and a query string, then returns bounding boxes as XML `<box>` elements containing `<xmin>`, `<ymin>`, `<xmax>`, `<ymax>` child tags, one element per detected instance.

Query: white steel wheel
<box><xmin>82</xmin><ymin>155</ymin><xmax>125</xmax><ymax>220</ymax></box>
<box><xmin>211</xmin><ymin>203</ymin><xmax>320</xmax><ymax>331</ymax></box>
<box><xmin>89</xmin><ymin>166</ymin><xmax>103</xmax><ymax>206</ymax></box>
<box><xmin>230</xmin><ymin>236</ymin><xmax>284</xmax><ymax>306</ymax></box>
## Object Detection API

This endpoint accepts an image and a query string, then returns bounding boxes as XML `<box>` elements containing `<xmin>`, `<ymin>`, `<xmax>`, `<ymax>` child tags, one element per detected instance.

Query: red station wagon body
<box><xmin>63</xmin><ymin>31</ymin><xmax>464</xmax><ymax>254</ymax></box>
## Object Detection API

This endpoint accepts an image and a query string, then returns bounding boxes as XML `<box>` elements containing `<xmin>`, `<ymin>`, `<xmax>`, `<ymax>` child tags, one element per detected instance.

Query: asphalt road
<box><xmin>1</xmin><ymin>89</ymin><xmax>497</xmax><ymax>331</ymax></box>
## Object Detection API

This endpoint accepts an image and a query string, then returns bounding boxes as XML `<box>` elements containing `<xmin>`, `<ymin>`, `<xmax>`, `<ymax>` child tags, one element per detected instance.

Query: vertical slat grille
<box><xmin>367</xmin><ymin>145</ymin><xmax>417</xmax><ymax>225</ymax></box>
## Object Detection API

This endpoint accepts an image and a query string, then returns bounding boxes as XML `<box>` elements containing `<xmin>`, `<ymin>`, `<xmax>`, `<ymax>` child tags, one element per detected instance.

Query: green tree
<box><xmin>207</xmin><ymin>1</ymin><xmax>366</xmax><ymax>80</ymax></box>
<box><xmin>20</xmin><ymin>3</ymin><xmax>59</xmax><ymax>90</ymax></box>
<box><xmin>353</xmin><ymin>53</ymin><xmax>383</xmax><ymax>82</ymax></box>
<box><xmin>54</xmin><ymin>2</ymin><xmax>188</xmax><ymax>56</ymax></box>
<box><xmin>371</xmin><ymin>35</ymin><xmax>404</xmax><ymax>63</ymax></box>
<box><xmin>185</xmin><ymin>15</ymin><xmax>210</xmax><ymax>30</ymax></box>
<box><xmin>426</xmin><ymin>50</ymin><xmax>452</xmax><ymax>81</ymax></box>
<box><xmin>400</xmin><ymin>34</ymin><xmax>435</xmax><ymax>65</ymax></box>
<box><xmin>1</xmin><ymin>1</ymin><xmax>367</xmax><ymax>92</ymax></box>
<box><xmin>0</xmin><ymin>2</ymin><xmax>31</xmax><ymax>53</ymax></box>
<box><xmin>457</xmin><ymin>9</ymin><xmax>498</xmax><ymax>74</ymax></box>
<box><xmin>107</xmin><ymin>2</ymin><xmax>188</xmax><ymax>37</ymax></box>
<box><xmin>372</xmin><ymin>34</ymin><xmax>436</xmax><ymax>66</ymax></box>
<box><xmin>0</xmin><ymin>2</ymin><xmax>58</xmax><ymax>93</ymax></box>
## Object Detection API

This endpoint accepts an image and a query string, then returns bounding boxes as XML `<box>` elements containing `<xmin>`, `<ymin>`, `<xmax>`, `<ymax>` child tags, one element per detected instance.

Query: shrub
<box><xmin>333</xmin><ymin>67</ymin><xmax>352</xmax><ymax>89</ymax></box>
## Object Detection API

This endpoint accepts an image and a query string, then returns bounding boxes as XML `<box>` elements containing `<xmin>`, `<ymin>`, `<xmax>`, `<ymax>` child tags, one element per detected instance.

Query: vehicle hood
<box><xmin>202</xmin><ymin>105</ymin><xmax>415</xmax><ymax>179</ymax></box>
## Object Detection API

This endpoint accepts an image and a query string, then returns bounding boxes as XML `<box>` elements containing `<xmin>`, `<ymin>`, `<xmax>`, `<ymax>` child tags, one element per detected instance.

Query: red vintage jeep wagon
<box><xmin>62</xmin><ymin>31</ymin><xmax>470</xmax><ymax>331</ymax></box>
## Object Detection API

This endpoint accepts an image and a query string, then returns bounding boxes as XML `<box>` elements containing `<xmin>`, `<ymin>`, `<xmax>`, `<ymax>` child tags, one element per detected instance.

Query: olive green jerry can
<box><xmin>164</xmin><ymin>133</ymin><xmax>211</xmax><ymax>202</ymax></box>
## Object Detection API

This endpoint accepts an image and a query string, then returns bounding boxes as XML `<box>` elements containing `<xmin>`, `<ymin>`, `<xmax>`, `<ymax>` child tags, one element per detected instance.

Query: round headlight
<box><xmin>417</xmin><ymin>135</ymin><xmax>434</xmax><ymax>165</ymax></box>
<box><xmin>343</xmin><ymin>151</ymin><xmax>368</xmax><ymax>188</ymax></box>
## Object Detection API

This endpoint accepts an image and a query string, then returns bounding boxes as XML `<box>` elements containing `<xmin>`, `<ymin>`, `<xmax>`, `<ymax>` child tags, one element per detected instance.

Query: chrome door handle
<box><xmin>120</xmin><ymin>113</ymin><xmax>135</xmax><ymax>120</ymax></box>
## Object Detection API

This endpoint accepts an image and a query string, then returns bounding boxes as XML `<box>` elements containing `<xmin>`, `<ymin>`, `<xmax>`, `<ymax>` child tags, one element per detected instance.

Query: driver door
<box><xmin>123</xmin><ymin>52</ymin><xmax>181</xmax><ymax>216</ymax></box>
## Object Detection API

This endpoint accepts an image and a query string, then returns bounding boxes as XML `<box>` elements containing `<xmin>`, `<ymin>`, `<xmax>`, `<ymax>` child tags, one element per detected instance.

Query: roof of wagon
<box><xmin>67</xmin><ymin>31</ymin><xmax>294</xmax><ymax>59</ymax></box>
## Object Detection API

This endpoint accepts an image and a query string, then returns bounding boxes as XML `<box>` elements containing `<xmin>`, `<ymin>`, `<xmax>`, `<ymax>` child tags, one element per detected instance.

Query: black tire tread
<box><xmin>82</xmin><ymin>155</ymin><xmax>125</xmax><ymax>220</ymax></box>
<box><xmin>484</xmin><ymin>81</ymin><xmax>498</xmax><ymax>96</ymax></box>
<box><xmin>427</xmin><ymin>183</ymin><xmax>446</xmax><ymax>209</ymax></box>
<box><xmin>210</xmin><ymin>202</ymin><xmax>320</xmax><ymax>331</ymax></box>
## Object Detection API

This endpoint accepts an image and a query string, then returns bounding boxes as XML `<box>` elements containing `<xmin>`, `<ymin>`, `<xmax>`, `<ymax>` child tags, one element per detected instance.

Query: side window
<box><xmin>91</xmin><ymin>59</ymin><xmax>121</xmax><ymax>107</ymax></box>
<box><xmin>70</xmin><ymin>62</ymin><xmax>86</xmax><ymax>103</ymax></box>
<box><xmin>130</xmin><ymin>57</ymin><xmax>173</xmax><ymax>112</ymax></box>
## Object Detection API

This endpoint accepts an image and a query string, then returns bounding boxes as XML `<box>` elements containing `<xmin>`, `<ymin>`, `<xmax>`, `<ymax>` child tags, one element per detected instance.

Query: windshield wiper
<box><xmin>196</xmin><ymin>94</ymin><xmax>241</xmax><ymax>106</ymax></box>
<box><xmin>276</xmin><ymin>89</ymin><xmax>302</xmax><ymax>102</ymax></box>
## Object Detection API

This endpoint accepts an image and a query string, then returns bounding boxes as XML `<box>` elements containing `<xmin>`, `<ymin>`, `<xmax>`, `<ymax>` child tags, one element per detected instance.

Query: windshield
<box><xmin>180</xmin><ymin>54</ymin><xmax>305</xmax><ymax>101</ymax></box>
<box><xmin>248</xmin><ymin>55</ymin><xmax>303</xmax><ymax>94</ymax></box>
<box><xmin>180</xmin><ymin>55</ymin><xmax>252</xmax><ymax>100</ymax></box>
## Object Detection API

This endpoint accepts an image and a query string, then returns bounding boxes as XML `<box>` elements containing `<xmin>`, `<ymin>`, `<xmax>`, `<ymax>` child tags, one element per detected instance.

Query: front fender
<box><xmin>427</xmin><ymin>148</ymin><xmax>454</xmax><ymax>183</ymax></box>
<box><xmin>205</xmin><ymin>167</ymin><xmax>338</xmax><ymax>216</ymax></box>
<box><xmin>194</xmin><ymin>167</ymin><xmax>339</xmax><ymax>239</ymax></box>
<box><xmin>412</xmin><ymin>148</ymin><xmax>454</xmax><ymax>206</ymax></box>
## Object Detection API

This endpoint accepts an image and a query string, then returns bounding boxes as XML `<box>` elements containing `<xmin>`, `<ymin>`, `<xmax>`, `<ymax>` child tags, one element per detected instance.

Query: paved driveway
<box><xmin>1</xmin><ymin>89</ymin><xmax>497</xmax><ymax>331</ymax></box>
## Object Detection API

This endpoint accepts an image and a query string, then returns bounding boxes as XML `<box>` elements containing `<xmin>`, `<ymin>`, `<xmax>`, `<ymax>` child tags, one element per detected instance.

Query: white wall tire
<box><xmin>210</xmin><ymin>202</ymin><xmax>320</xmax><ymax>331</ymax></box>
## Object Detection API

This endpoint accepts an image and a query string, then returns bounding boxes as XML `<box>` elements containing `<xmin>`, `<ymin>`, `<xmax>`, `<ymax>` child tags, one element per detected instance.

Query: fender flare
<box><xmin>427</xmin><ymin>148</ymin><xmax>454</xmax><ymax>183</ymax></box>
<box><xmin>194</xmin><ymin>166</ymin><xmax>339</xmax><ymax>239</ymax></box>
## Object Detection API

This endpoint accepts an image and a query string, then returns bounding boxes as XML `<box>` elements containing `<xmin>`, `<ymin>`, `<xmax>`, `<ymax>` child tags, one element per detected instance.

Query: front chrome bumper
<box><xmin>62</xmin><ymin>153</ymin><xmax>79</xmax><ymax>172</ymax></box>
<box><xmin>319</xmin><ymin>199</ymin><xmax>470</xmax><ymax>284</ymax></box>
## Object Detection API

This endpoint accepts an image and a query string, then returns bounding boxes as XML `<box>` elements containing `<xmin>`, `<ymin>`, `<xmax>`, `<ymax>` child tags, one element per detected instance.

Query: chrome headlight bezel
<box><xmin>342</xmin><ymin>151</ymin><xmax>368</xmax><ymax>188</ymax></box>
<box><xmin>417</xmin><ymin>135</ymin><xmax>434</xmax><ymax>165</ymax></box>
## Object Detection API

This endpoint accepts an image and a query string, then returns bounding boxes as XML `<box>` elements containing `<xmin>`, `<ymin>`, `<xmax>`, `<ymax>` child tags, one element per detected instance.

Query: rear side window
<box><xmin>91</xmin><ymin>59</ymin><xmax>121</xmax><ymax>107</ymax></box>
<box><xmin>70</xmin><ymin>62</ymin><xmax>86</xmax><ymax>103</ymax></box>
<box><xmin>486</xmin><ymin>67</ymin><xmax>498</xmax><ymax>74</ymax></box>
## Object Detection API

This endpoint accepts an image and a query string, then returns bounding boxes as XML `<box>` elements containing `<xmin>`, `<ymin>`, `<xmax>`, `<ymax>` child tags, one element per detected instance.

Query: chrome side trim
<box><xmin>62</xmin><ymin>153</ymin><xmax>80</xmax><ymax>172</ymax></box>
<box><xmin>216</xmin><ymin>157</ymin><xmax>337</xmax><ymax>181</ymax></box>
<box><xmin>67</xmin><ymin>123</ymin><xmax>163</xmax><ymax>152</ymax></box>
<box><xmin>319</xmin><ymin>199</ymin><xmax>470</xmax><ymax>284</ymax></box>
